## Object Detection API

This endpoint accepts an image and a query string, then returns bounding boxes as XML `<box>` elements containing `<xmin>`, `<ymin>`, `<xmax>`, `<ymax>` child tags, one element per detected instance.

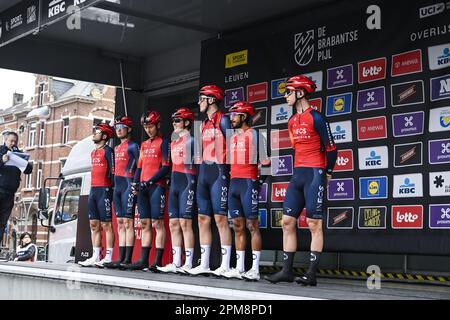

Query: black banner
<box><xmin>40</xmin><ymin>0</ymin><xmax>102</xmax><ymax>27</ymax></box>
<box><xmin>0</xmin><ymin>0</ymin><xmax>39</xmax><ymax>47</ymax></box>
<box><xmin>200</xmin><ymin>0</ymin><xmax>450</xmax><ymax>254</ymax></box>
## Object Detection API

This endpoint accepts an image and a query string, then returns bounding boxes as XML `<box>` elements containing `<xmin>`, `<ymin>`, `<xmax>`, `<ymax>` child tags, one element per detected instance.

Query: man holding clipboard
<box><xmin>0</xmin><ymin>132</ymin><xmax>33</xmax><ymax>243</ymax></box>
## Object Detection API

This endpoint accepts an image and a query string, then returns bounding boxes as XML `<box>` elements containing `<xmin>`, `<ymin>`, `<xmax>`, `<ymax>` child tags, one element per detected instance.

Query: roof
<box><xmin>0</xmin><ymin>0</ymin><xmax>338</xmax><ymax>89</ymax></box>
<box><xmin>0</xmin><ymin>101</ymin><xmax>31</xmax><ymax>117</ymax></box>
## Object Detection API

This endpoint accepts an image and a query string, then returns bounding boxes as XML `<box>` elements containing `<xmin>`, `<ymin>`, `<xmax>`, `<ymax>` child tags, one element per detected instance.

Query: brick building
<box><xmin>0</xmin><ymin>74</ymin><xmax>115</xmax><ymax>254</ymax></box>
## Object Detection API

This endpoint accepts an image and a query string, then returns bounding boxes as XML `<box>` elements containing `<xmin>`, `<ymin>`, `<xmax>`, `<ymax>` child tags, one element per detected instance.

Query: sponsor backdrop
<box><xmin>200</xmin><ymin>0</ymin><xmax>450</xmax><ymax>254</ymax></box>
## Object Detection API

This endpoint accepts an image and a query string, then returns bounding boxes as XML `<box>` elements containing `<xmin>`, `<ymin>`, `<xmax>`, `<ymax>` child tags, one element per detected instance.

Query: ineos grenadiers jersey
<box><xmin>91</xmin><ymin>145</ymin><xmax>114</xmax><ymax>187</ymax></box>
<box><xmin>134</xmin><ymin>135</ymin><xmax>170</xmax><ymax>186</ymax></box>
<box><xmin>288</xmin><ymin>107</ymin><xmax>337</xmax><ymax>172</ymax></box>
<box><xmin>229</xmin><ymin>128</ymin><xmax>270</xmax><ymax>179</ymax></box>
<box><xmin>114</xmin><ymin>139</ymin><xmax>140</xmax><ymax>178</ymax></box>
<box><xmin>171</xmin><ymin>132</ymin><xmax>196</xmax><ymax>175</ymax></box>
<box><xmin>201</xmin><ymin>111</ymin><xmax>231</xmax><ymax>164</ymax></box>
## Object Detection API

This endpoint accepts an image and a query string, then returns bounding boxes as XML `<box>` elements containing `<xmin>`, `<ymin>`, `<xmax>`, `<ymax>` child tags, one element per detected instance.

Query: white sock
<box><xmin>105</xmin><ymin>248</ymin><xmax>113</xmax><ymax>262</ymax></box>
<box><xmin>173</xmin><ymin>246</ymin><xmax>182</xmax><ymax>267</ymax></box>
<box><xmin>220</xmin><ymin>245</ymin><xmax>232</xmax><ymax>270</ymax></box>
<box><xmin>185</xmin><ymin>248</ymin><xmax>194</xmax><ymax>267</ymax></box>
<box><xmin>93</xmin><ymin>247</ymin><xmax>101</xmax><ymax>261</ymax></box>
<box><xmin>200</xmin><ymin>245</ymin><xmax>211</xmax><ymax>269</ymax></box>
<box><xmin>252</xmin><ymin>251</ymin><xmax>261</xmax><ymax>272</ymax></box>
<box><xmin>236</xmin><ymin>250</ymin><xmax>245</xmax><ymax>272</ymax></box>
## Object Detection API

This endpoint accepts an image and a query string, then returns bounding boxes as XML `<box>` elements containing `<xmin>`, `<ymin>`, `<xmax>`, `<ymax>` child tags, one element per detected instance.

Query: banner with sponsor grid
<box><xmin>200</xmin><ymin>0</ymin><xmax>450</xmax><ymax>254</ymax></box>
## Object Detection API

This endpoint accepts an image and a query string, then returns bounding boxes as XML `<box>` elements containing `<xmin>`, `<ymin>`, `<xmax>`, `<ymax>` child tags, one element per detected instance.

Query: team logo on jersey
<box><xmin>429</xmin><ymin>204</ymin><xmax>450</xmax><ymax>229</ymax></box>
<box><xmin>327</xmin><ymin>207</ymin><xmax>354</xmax><ymax>229</ymax></box>
<box><xmin>327</xmin><ymin>64</ymin><xmax>353</xmax><ymax>89</ymax></box>
<box><xmin>393</xmin><ymin>174</ymin><xmax>423</xmax><ymax>198</ymax></box>
<box><xmin>391</xmin><ymin>205</ymin><xmax>423</xmax><ymax>229</ymax></box>
<box><xmin>326</xmin><ymin>92</ymin><xmax>352</xmax><ymax>117</ymax></box>
<box><xmin>359</xmin><ymin>176</ymin><xmax>388</xmax><ymax>199</ymax></box>
<box><xmin>356</xmin><ymin>86</ymin><xmax>386</xmax><ymax>112</ymax></box>
<box><xmin>392</xmin><ymin>111</ymin><xmax>424</xmax><ymax>137</ymax></box>
<box><xmin>429</xmin><ymin>106</ymin><xmax>450</xmax><ymax>133</ymax></box>
<box><xmin>358</xmin><ymin>146</ymin><xmax>388</xmax><ymax>170</ymax></box>
<box><xmin>358</xmin><ymin>206</ymin><xmax>387</xmax><ymax>229</ymax></box>
<box><xmin>391</xmin><ymin>80</ymin><xmax>424</xmax><ymax>107</ymax></box>
<box><xmin>429</xmin><ymin>138</ymin><xmax>450</xmax><ymax>164</ymax></box>
<box><xmin>430</xmin><ymin>74</ymin><xmax>450</xmax><ymax>101</ymax></box>
<box><xmin>330</xmin><ymin>121</ymin><xmax>352</xmax><ymax>144</ymax></box>
<box><xmin>394</xmin><ymin>142</ymin><xmax>423</xmax><ymax>168</ymax></box>
<box><xmin>391</xmin><ymin>49</ymin><xmax>422</xmax><ymax>77</ymax></box>
<box><xmin>327</xmin><ymin>178</ymin><xmax>355</xmax><ymax>201</ymax></box>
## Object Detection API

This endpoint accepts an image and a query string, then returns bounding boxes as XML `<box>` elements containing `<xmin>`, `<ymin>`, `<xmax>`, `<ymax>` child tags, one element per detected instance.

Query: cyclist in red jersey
<box><xmin>265</xmin><ymin>75</ymin><xmax>337</xmax><ymax>286</ymax></box>
<box><xmin>79</xmin><ymin>123</ymin><xmax>115</xmax><ymax>267</ymax></box>
<box><xmin>129</xmin><ymin>111</ymin><xmax>170</xmax><ymax>271</ymax></box>
<box><xmin>104</xmin><ymin>116</ymin><xmax>140</xmax><ymax>270</ymax></box>
<box><xmin>158</xmin><ymin>107</ymin><xmax>197</xmax><ymax>274</ymax></box>
<box><xmin>222</xmin><ymin>102</ymin><xmax>270</xmax><ymax>281</ymax></box>
<box><xmin>188</xmin><ymin>85</ymin><xmax>233</xmax><ymax>277</ymax></box>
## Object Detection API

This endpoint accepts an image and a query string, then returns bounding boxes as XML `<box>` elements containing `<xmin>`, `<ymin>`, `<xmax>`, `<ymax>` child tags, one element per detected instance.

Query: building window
<box><xmin>0</xmin><ymin>117</ymin><xmax>4</xmax><ymax>124</ymax></box>
<box><xmin>37</xmin><ymin>162</ymin><xmax>43</xmax><ymax>189</ymax></box>
<box><xmin>28</xmin><ymin>122</ymin><xmax>37</xmax><ymax>147</ymax></box>
<box><xmin>60</xmin><ymin>159</ymin><xmax>67</xmax><ymax>171</ymax></box>
<box><xmin>25</xmin><ymin>172</ymin><xmax>33</xmax><ymax>189</ymax></box>
<box><xmin>93</xmin><ymin>118</ymin><xmax>104</xmax><ymax>127</ymax></box>
<box><xmin>38</xmin><ymin>83</ymin><xmax>45</xmax><ymax>106</ymax></box>
<box><xmin>62</xmin><ymin>118</ymin><xmax>69</xmax><ymax>144</ymax></box>
<box><xmin>39</xmin><ymin>121</ymin><xmax>45</xmax><ymax>147</ymax></box>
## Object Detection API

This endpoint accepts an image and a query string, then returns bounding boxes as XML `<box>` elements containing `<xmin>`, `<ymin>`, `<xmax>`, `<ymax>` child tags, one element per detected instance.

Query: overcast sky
<box><xmin>0</xmin><ymin>69</ymin><xmax>36</xmax><ymax>110</ymax></box>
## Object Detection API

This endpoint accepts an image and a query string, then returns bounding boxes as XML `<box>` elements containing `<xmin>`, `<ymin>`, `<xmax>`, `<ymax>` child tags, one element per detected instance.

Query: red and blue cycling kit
<box><xmin>114</xmin><ymin>139</ymin><xmax>140</xmax><ymax>218</ymax></box>
<box><xmin>228</xmin><ymin>128</ymin><xmax>270</xmax><ymax>220</ymax></box>
<box><xmin>89</xmin><ymin>145</ymin><xmax>114</xmax><ymax>222</ymax></box>
<box><xmin>197</xmin><ymin>111</ymin><xmax>231</xmax><ymax>216</ymax></box>
<box><xmin>134</xmin><ymin>135</ymin><xmax>170</xmax><ymax>220</ymax></box>
<box><xmin>169</xmin><ymin>132</ymin><xmax>197</xmax><ymax>219</ymax></box>
<box><xmin>284</xmin><ymin>107</ymin><xmax>337</xmax><ymax>219</ymax></box>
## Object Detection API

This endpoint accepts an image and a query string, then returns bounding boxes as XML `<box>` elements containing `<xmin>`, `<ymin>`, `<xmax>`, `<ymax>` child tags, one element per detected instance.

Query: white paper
<box><xmin>4</xmin><ymin>151</ymin><xmax>29</xmax><ymax>172</ymax></box>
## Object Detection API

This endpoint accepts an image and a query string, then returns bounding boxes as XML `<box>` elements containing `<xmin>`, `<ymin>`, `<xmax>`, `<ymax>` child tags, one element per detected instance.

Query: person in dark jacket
<box><xmin>14</xmin><ymin>232</ymin><xmax>37</xmax><ymax>262</ymax></box>
<box><xmin>0</xmin><ymin>132</ymin><xmax>33</xmax><ymax>242</ymax></box>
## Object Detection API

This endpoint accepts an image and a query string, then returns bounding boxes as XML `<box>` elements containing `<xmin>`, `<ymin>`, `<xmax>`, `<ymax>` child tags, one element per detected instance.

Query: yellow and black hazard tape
<box><xmin>260</xmin><ymin>266</ymin><xmax>450</xmax><ymax>284</ymax></box>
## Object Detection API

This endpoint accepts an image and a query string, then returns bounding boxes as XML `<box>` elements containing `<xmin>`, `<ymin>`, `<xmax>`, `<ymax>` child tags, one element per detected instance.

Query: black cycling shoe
<box><xmin>103</xmin><ymin>260</ymin><xmax>123</xmax><ymax>269</ymax></box>
<box><xmin>264</xmin><ymin>270</ymin><xmax>295</xmax><ymax>284</ymax></box>
<box><xmin>128</xmin><ymin>260</ymin><xmax>149</xmax><ymax>271</ymax></box>
<box><xmin>295</xmin><ymin>273</ymin><xmax>317</xmax><ymax>286</ymax></box>
<box><xmin>148</xmin><ymin>263</ymin><xmax>161</xmax><ymax>273</ymax></box>
<box><xmin>119</xmin><ymin>260</ymin><xmax>133</xmax><ymax>270</ymax></box>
